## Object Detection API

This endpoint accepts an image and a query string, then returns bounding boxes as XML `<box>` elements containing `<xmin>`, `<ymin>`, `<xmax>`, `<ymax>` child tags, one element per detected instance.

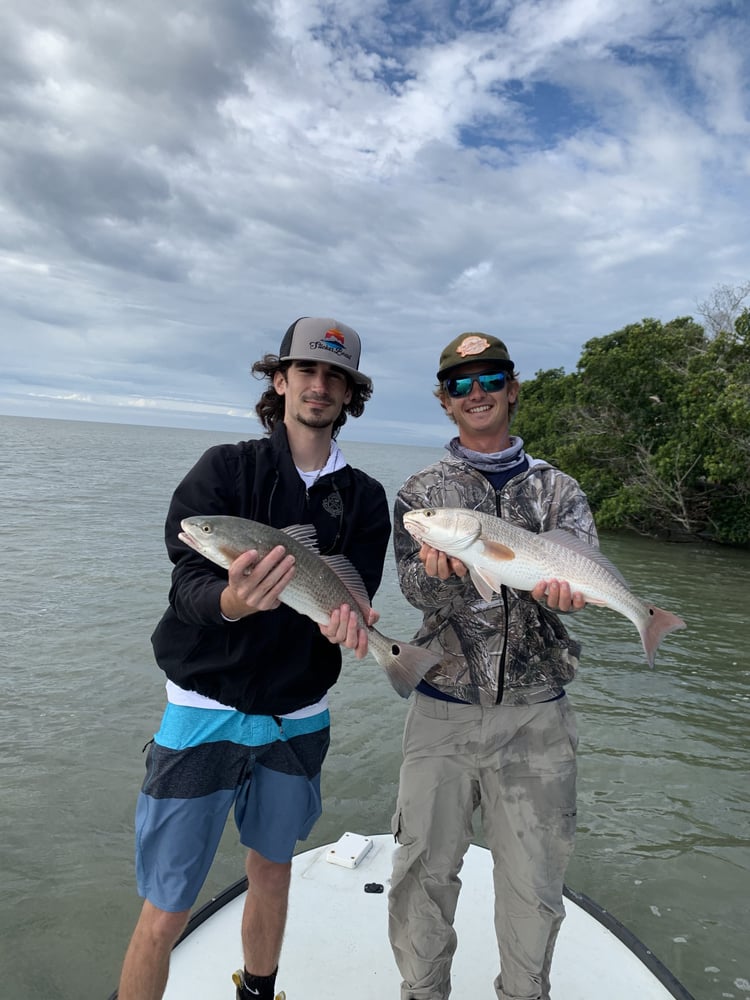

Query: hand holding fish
<box><xmin>531</xmin><ymin>579</ymin><xmax>586</xmax><ymax>613</ymax></box>
<box><xmin>319</xmin><ymin>603</ymin><xmax>381</xmax><ymax>659</ymax></box>
<box><xmin>220</xmin><ymin>545</ymin><xmax>297</xmax><ymax>619</ymax></box>
<box><xmin>418</xmin><ymin>542</ymin><xmax>469</xmax><ymax>581</ymax></box>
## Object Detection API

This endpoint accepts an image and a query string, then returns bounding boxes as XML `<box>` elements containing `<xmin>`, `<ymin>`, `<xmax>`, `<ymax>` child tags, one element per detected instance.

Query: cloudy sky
<box><xmin>1</xmin><ymin>0</ymin><xmax>748</xmax><ymax>446</ymax></box>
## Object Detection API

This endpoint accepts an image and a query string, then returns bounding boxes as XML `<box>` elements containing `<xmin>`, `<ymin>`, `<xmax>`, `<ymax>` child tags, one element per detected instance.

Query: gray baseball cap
<box><xmin>279</xmin><ymin>317</ymin><xmax>371</xmax><ymax>386</ymax></box>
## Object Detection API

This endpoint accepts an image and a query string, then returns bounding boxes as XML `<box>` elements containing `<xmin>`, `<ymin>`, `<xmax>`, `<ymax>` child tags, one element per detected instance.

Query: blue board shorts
<box><xmin>135</xmin><ymin>702</ymin><xmax>330</xmax><ymax>912</ymax></box>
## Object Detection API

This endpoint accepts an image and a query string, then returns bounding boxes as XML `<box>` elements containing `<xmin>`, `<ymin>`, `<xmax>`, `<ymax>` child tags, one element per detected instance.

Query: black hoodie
<box><xmin>150</xmin><ymin>424</ymin><xmax>390</xmax><ymax>715</ymax></box>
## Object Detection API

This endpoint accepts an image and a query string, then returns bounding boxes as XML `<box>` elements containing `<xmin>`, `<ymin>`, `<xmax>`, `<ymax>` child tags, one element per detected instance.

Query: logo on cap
<box><xmin>456</xmin><ymin>335</ymin><xmax>491</xmax><ymax>358</ymax></box>
<box><xmin>321</xmin><ymin>328</ymin><xmax>345</xmax><ymax>352</ymax></box>
<box><xmin>309</xmin><ymin>327</ymin><xmax>354</xmax><ymax>361</ymax></box>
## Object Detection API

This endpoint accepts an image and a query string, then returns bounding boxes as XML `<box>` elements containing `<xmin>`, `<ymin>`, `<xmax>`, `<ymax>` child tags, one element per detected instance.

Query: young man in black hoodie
<box><xmin>117</xmin><ymin>318</ymin><xmax>390</xmax><ymax>1000</ymax></box>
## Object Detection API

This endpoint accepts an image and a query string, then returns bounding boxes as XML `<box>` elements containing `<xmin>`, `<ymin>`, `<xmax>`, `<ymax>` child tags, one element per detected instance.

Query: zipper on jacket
<box><xmin>495</xmin><ymin>585</ymin><xmax>509</xmax><ymax>704</ymax></box>
<box><xmin>495</xmin><ymin>489</ymin><xmax>510</xmax><ymax>704</ymax></box>
<box><xmin>266</xmin><ymin>470</ymin><xmax>281</xmax><ymax>523</ymax></box>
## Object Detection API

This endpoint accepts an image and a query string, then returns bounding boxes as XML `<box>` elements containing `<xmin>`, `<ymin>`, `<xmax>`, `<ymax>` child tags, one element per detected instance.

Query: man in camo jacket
<box><xmin>388</xmin><ymin>333</ymin><xmax>598</xmax><ymax>1000</ymax></box>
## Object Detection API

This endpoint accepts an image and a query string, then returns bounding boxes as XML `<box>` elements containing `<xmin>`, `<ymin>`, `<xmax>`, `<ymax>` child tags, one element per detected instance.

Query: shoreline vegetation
<box><xmin>514</xmin><ymin>281</ymin><xmax>750</xmax><ymax>546</ymax></box>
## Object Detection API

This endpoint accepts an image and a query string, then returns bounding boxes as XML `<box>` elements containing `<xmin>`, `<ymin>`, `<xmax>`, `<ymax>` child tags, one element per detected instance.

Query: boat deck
<box><xmin>157</xmin><ymin>833</ymin><xmax>694</xmax><ymax>1000</ymax></box>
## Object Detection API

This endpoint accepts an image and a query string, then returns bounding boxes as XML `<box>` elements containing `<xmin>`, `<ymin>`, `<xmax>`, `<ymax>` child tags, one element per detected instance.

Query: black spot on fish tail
<box><xmin>374</xmin><ymin>636</ymin><xmax>440</xmax><ymax>698</ymax></box>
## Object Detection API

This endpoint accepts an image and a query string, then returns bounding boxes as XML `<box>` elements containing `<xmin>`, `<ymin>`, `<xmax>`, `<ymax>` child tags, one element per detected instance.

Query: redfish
<box><xmin>402</xmin><ymin>507</ymin><xmax>686</xmax><ymax>668</ymax></box>
<box><xmin>180</xmin><ymin>514</ymin><xmax>440</xmax><ymax>697</ymax></box>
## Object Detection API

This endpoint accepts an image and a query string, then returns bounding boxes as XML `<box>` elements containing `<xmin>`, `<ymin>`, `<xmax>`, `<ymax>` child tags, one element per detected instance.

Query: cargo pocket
<box><xmin>557</xmin><ymin>696</ymin><xmax>579</xmax><ymax>754</ymax></box>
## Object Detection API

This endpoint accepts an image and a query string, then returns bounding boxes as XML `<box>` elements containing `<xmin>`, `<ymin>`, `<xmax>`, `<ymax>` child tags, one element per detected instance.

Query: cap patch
<box><xmin>457</xmin><ymin>335</ymin><xmax>492</xmax><ymax>358</ymax></box>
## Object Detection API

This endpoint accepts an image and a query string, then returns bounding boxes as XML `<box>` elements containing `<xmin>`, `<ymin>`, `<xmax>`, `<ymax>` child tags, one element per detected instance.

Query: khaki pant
<box><xmin>388</xmin><ymin>692</ymin><xmax>578</xmax><ymax>1000</ymax></box>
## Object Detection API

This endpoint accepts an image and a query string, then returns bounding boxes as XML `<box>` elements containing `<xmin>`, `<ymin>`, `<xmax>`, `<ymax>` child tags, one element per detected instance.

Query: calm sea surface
<box><xmin>0</xmin><ymin>414</ymin><xmax>748</xmax><ymax>1000</ymax></box>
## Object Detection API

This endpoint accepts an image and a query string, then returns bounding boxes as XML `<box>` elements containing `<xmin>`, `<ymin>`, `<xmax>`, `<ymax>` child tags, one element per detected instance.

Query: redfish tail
<box><xmin>370</xmin><ymin>632</ymin><xmax>441</xmax><ymax>698</ymax></box>
<box><xmin>641</xmin><ymin>606</ymin><xmax>686</xmax><ymax>669</ymax></box>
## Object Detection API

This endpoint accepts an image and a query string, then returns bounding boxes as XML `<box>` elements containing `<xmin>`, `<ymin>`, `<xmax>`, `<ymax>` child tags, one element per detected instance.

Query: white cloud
<box><xmin>0</xmin><ymin>0</ymin><xmax>748</xmax><ymax>443</ymax></box>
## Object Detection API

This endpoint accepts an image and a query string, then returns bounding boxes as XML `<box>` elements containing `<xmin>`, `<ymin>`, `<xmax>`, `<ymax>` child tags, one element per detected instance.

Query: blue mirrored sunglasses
<box><xmin>444</xmin><ymin>371</ymin><xmax>509</xmax><ymax>398</ymax></box>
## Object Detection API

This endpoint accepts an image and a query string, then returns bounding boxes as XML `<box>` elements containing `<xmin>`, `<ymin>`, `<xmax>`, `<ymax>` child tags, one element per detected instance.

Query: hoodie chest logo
<box><xmin>323</xmin><ymin>492</ymin><xmax>343</xmax><ymax>518</ymax></box>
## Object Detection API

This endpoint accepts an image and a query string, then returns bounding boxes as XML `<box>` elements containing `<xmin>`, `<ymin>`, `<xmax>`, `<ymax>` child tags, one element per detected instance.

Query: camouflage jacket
<box><xmin>393</xmin><ymin>452</ymin><xmax>598</xmax><ymax>706</ymax></box>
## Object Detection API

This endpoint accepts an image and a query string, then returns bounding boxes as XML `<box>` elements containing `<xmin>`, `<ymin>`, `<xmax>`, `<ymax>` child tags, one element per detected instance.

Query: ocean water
<box><xmin>0</xmin><ymin>413</ymin><xmax>748</xmax><ymax>1000</ymax></box>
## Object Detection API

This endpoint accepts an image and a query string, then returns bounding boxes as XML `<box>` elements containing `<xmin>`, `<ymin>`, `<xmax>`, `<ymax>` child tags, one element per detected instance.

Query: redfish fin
<box><xmin>469</xmin><ymin>540</ymin><xmax>516</xmax><ymax>601</ymax></box>
<box><xmin>641</xmin><ymin>606</ymin><xmax>687</xmax><ymax>669</ymax></box>
<box><xmin>321</xmin><ymin>553</ymin><xmax>373</xmax><ymax>619</ymax></box>
<box><xmin>469</xmin><ymin>566</ymin><xmax>502</xmax><ymax>602</ymax></box>
<box><xmin>282</xmin><ymin>523</ymin><xmax>321</xmax><ymax>550</ymax></box>
<box><xmin>370</xmin><ymin>632</ymin><xmax>441</xmax><ymax>698</ymax></box>
<box><xmin>541</xmin><ymin>528</ymin><xmax>630</xmax><ymax>587</ymax></box>
<box><xmin>484</xmin><ymin>540</ymin><xmax>515</xmax><ymax>560</ymax></box>
<box><xmin>282</xmin><ymin>523</ymin><xmax>373</xmax><ymax>619</ymax></box>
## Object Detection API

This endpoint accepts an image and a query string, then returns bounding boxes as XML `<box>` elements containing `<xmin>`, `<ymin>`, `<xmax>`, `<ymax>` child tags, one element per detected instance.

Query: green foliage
<box><xmin>514</xmin><ymin>307</ymin><xmax>750</xmax><ymax>545</ymax></box>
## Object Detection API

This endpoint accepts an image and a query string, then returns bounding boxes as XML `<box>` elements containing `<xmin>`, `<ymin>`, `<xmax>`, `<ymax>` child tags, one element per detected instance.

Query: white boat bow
<box><xmin>105</xmin><ymin>832</ymin><xmax>699</xmax><ymax>1000</ymax></box>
